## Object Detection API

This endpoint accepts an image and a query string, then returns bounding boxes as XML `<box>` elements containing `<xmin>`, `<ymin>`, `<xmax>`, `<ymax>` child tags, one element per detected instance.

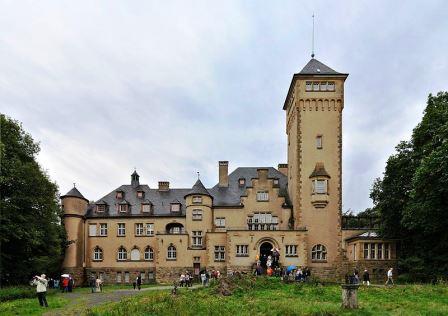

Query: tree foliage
<box><xmin>370</xmin><ymin>92</ymin><xmax>448</xmax><ymax>281</ymax></box>
<box><xmin>0</xmin><ymin>114</ymin><xmax>65</xmax><ymax>284</ymax></box>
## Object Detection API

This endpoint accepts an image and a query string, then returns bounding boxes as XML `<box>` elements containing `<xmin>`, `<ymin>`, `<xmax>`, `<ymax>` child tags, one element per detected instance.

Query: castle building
<box><xmin>61</xmin><ymin>58</ymin><xmax>397</xmax><ymax>284</ymax></box>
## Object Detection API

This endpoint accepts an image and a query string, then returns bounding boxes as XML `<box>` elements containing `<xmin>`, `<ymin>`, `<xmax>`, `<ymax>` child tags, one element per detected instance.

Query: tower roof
<box><xmin>61</xmin><ymin>186</ymin><xmax>89</xmax><ymax>202</ymax></box>
<box><xmin>299</xmin><ymin>58</ymin><xmax>342</xmax><ymax>75</ymax></box>
<box><xmin>184</xmin><ymin>179</ymin><xmax>212</xmax><ymax>198</ymax></box>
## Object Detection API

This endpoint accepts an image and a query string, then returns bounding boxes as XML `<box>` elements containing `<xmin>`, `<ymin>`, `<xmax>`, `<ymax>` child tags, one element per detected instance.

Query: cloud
<box><xmin>1</xmin><ymin>0</ymin><xmax>447</xmax><ymax>211</ymax></box>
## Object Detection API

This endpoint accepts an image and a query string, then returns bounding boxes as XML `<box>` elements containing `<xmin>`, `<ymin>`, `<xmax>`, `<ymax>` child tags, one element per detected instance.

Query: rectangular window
<box><xmin>116</xmin><ymin>272</ymin><xmax>122</xmax><ymax>283</ymax></box>
<box><xmin>285</xmin><ymin>245</ymin><xmax>298</xmax><ymax>257</ymax></box>
<box><xmin>256</xmin><ymin>191</ymin><xmax>269</xmax><ymax>201</ymax></box>
<box><xmin>314</xmin><ymin>180</ymin><xmax>327</xmax><ymax>194</ymax></box>
<box><xmin>117</xmin><ymin>223</ymin><xmax>126</xmax><ymax>236</ymax></box>
<box><xmin>192</xmin><ymin>231</ymin><xmax>203</xmax><ymax>247</ymax></box>
<box><xmin>273</xmin><ymin>179</ymin><xmax>279</xmax><ymax>186</ymax></box>
<box><xmin>214</xmin><ymin>246</ymin><xmax>225</xmax><ymax>261</ymax></box>
<box><xmin>89</xmin><ymin>224</ymin><xmax>97</xmax><ymax>237</ymax></box>
<box><xmin>96</xmin><ymin>204</ymin><xmax>106</xmax><ymax>212</ymax></box>
<box><xmin>385</xmin><ymin>243</ymin><xmax>390</xmax><ymax>259</ymax></box>
<box><xmin>135</xmin><ymin>223</ymin><xmax>144</xmax><ymax>236</ymax></box>
<box><xmin>305</xmin><ymin>81</ymin><xmax>312</xmax><ymax>91</ymax></box>
<box><xmin>171</xmin><ymin>204</ymin><xmax>180</xmax><ymax>212</ymax></box>
<box><xmin>137</xmin><ymin>191</ymin><xmax>144</xmax><ymax>199</ymax></box>
<box><xmin>142</xmin><ymin>204</ymin><xmax>151</xmax><ymax>213</ymax></box>
<box><xmin>328</xmin><ymin>82</ymin><xmax>335</xmax><ymax>91</ymax></box>
<box><xmin>192</xmin><ymin>196</ymin><xmax>202</xmax><ymax>204</ymax></box>
<box><xmin>118</xmin><ymin>204</ymin><xmax>128</xmax><ymax>213</ymax></box>
<box><xmin>316</xmin><ymin>135</ymin><xmax>323</xmax><ymax>149</ymax></box>
<box><xmin>215</xmin><ymin>217</ymin><xmax>226</xmax><ymax>228</ymax></box>
<box><xmin>370</xmin><ymin>243</ymin><xmax>376</xmax><ymax>259</ymax></box>
<box><xmin>236</xmin><ymin>245</ymin><xmax>249</xmax><ymax>256</ymax></box>
<box><xmin>141</xmin><ymin>272</ymin><xmax>146</xmax><ymax>280</ymax></box>
<box><xmin>192</xmin><ymin>209</ymin><xmax>203</xmax><ymax>221</ymax></box>
<box><xmin>146</xmin><ymin>223</ymin><xmax>154</xmax><ymax>236</ymax></box>
<box><xmin>99</xmin><ymin>223</ymin><xmax>107</xmax><ymax>236</ymax></box>
<box><xmin>320</xmin><ymin>82</ymin><xmax>327</xmax><ymax>91</ymax></box>
<box><xmin>313</xmin><ymin>82</ymin><xmax>319</xmax><ymax>91</ymax></box>
<box><xmin>377</xmin><ymin>243</ymin><xmax>383</xmax><ymax>259</ymax></box>
<box><xmin>124</xmin><ymin>272</ymin><xmax>130</xmax><ymax>283</ymax></box>
<box><xmin>364</xmin><ymin>243</ymin><xmax>369</xmax><ymax>259</ymax></box>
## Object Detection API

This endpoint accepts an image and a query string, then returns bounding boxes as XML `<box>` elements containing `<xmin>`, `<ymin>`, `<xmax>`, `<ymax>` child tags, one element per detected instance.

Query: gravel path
<box><xmin>44</xmin><ymin>284</ymin><xmax>201</xmax><ymax>316</ymax></box>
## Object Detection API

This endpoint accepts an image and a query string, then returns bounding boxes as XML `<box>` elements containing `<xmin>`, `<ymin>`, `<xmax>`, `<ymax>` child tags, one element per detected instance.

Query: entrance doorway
<box><xmin>259</xmin><ymin>242</ymin><xmax>273</xmax><ymax>268</ymax></box>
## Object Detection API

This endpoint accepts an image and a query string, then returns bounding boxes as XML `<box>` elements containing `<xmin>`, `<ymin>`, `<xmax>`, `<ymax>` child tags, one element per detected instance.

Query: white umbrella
<box><xmin>61</xmin><ymin>274</ymin><xmax>70</xmax><ymax>278</ymax></box>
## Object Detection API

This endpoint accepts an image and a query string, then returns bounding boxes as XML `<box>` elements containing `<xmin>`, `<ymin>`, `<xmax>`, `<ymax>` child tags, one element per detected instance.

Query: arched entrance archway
<box><xmin>259</xmin><ymin>241</ymin><xmax>273</xmax><ymax>268</ymax></box>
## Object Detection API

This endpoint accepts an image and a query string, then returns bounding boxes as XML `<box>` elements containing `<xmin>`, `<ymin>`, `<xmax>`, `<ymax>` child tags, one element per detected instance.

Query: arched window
<box><xmin>167</xmin><ymin>244</ymin><xmax>176</xmax><ymax>260</ymax></box>
<box><xmin>144</xmin><ymin>246</ymin><xmax>154</xmax><ymax>261</ymax></box>
<box><xmin>93</xmin><ymin>246</ymin><xmax>103</xmax><ymax>261</ymax></box>
<box><xmin>130</xmin><ymin>248</ymin><xmax>140</xmax><ymax>261</ymax></box>
<box><xmin>311</xmin><ymin>244</ymin><xmax>327</xmax><ymax>261</ymax></box>
<box><xmin>117</xmin><ymin>246</ymin><xmax>127</xmax><ymax>261</ymax></box>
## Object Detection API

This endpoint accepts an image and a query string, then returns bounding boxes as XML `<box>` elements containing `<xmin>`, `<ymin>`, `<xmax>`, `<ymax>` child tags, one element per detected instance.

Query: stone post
<box><xmin>341</xmin><ymin>284</ymin><xmax>359</xmax><ymax>309</ymax></box>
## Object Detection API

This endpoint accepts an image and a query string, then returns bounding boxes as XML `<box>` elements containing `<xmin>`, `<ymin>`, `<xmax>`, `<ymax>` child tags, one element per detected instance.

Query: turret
<box><xmin>61</xmin><ymin>185</ymin><xmax>88</xmax><ymax>284</ymax></box>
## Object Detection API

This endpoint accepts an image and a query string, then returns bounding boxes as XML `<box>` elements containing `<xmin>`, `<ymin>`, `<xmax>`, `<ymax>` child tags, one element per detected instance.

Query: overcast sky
<box><xmin>1</xmin><ymin>1</ymin><xmax>447</xmax><ymax>212</ymax></box>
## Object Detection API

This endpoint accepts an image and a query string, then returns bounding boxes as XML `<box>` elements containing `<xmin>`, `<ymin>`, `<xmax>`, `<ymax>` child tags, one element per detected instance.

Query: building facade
<box><xmin>61</xmin><ymin>58</ymin><xmax>397</xmax><ymax>284</ymax></box>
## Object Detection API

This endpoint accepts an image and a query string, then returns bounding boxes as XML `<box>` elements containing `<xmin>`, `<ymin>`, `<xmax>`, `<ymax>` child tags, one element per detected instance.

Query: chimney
<box><xmin>257</xmin><ymin>168</ymin><xmax>269</xmax><ymax>183</ymax></box>
<box><xmin>278</xmin><ymin>163</ymin><xmax>288</xmax><ymax>176</ymax></box>
<box><xmin>218</xmin><ymin>161</ymin><xmax>229</xmax><ymax>187</ymax></box>
<box><xmin>158</xmin><ymin>181</ymin><xmax>170</xmax><ymax>191</ymax></box>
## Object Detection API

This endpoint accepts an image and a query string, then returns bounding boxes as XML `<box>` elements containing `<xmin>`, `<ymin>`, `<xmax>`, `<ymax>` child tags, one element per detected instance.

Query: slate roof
<box><xmin>61</xmin><ymin>186</ymin><xmax>88</xmax><ymax>202</ymax></box>
<box><xmin>185</xmin><ymin>179</ymin><xmax>212</xmax><ymax>198</ymax></box>
<box><xmin>299</xmin><ymin>58</ymin><xmax>343</xmax><ymax>75</ymax></box>
<box><xmin>85</xmin><ymin>166</ymin><xmax>290</xmax><ymax>218</ymax></box>
<box><xmin>309</xmin><ymin>163</ymin><xmax>331</xmax><ymax>178</ymax></box>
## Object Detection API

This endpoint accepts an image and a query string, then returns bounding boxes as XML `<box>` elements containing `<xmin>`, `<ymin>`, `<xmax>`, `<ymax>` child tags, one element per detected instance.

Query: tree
<box><xmin>371</xmin><ymin>92</ymin><xmax>448</xmax><ymax>281</ymax></box>
<box><xmin>0</xmin><ymin>114</ymin><xmax>65</xmax><ymax>284</ymax></box>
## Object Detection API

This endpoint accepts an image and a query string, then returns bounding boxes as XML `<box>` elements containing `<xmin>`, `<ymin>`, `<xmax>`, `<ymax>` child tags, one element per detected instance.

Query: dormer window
<box><xmin>170</xmin><ymin>203</ymin><xmax>181</xmax><ymax>213</ymax></box>
<box><xmin>192</xmin><ymin>196</ymin><xmax>202</xmax><ymax>204</ymax></box>
<box><xmin>141</xmin><ymin>203</ymin><xmax>152</xmax><ymax>213</ymax></box>
<box><xmin>238</xmin><ymin>178</ymin><xmax>246</xmax><ymax>186</ymax></box>
<box><xmin>116</xmin><ymin>191</ymin><xmax>123</xmax><ymax>199</ymax></box>
<box><xmin>118</xmin><ymin>201</ymin><xmax>129</xmax><ymax>213</ymax></box>
<box><xmin>137</xmin><ymin>191</ymin><xmax>144</xmax><ymax>199</ymax></box>
<box><xmin>96</xmin><ymin>203</ymin><xmax>106</xmax><ymax>213</ymax></box>
<box><xmin>273</xmin><ymin>179</ymin><xmax>279</xmax><ymax>187</ymax></box>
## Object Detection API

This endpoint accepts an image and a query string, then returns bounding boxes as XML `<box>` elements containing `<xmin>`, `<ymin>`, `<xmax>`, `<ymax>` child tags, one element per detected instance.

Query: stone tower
<box><xmin>61</xmin><ymin>186</ymin><xmax>88</xmax><ymax>284</ymax></box>
<box><xmin>284</xmin><ymin>58</ymin><xmax>348</xmax><ymax>278</ymax></box>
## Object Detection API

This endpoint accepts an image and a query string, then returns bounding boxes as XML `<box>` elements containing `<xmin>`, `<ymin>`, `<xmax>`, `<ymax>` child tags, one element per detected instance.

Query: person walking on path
<box><xmin>90</xmin><ymin>275</ymin><xmax>96</xmax><ymax>293</ymax></box>
<box><xmin>385</xmin><ymin>268</ymin><xmax>394</xmax><ymax>286</ymax></box>
<box><xmin>362</xmin><ymin>269</ymin><xmax>370</xmax><ymax>286</ymax></box>
<box><xmin>31</xmin><ymin>274</ymin><xmax>49</xmax><ymax>307</ymax></box>
<box><xmin>136</xmin><ymin>274</ymin><xmax>142</xmax><ymax>290</ymax></box>
<box><xmin>96</xmin><ymin>277</ymin><xmax>103</xmax><ymax>292</ymax></box>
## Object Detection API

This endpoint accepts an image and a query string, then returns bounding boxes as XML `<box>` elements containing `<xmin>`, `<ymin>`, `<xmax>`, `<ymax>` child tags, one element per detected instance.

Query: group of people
<box><xmin>89</xmin><ymin>274</ymin><xmax>104</xmax><ymax>293</ymax></box>
<box><xmin>293</xmin><ymin>267</ymin><xmax>311</xmax><ymax>282</ymax></box>
<box><xmin>348</xmin><ymin>267</ymin><xmax>394</xmax><ymax>286</ymax></box>
<box><xmin>179</xmin><ymin>271</ymin><xmax>194</xmax><ymax>287</ymax></box>
<box><xmin>132</xmin><ymin>274</ymin><xmax>142</xmax><ymax>290</ymax></box>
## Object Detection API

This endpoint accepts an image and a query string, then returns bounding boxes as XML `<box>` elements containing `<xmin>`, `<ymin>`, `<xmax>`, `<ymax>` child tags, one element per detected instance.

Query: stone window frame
<box><xmin>144</xmin><ymin>246</ymin><xmax>154</xmax><ymax>261</ymax></box>
<box><xmin>215</xmin><ymin>217</ymin><xmax>226</xmax><ymax>228</ymax></box>
<box><xmin>89</xmin><ymin>223</ymin><xmax>97</xmax><ymax>237</ymax></box>
<box><xmin>167</xmin><ymin>244</ymin><xmax>177</xmax><ymax>260</ymax></box>
<box><xmin>135</xmin><ymin>223</ymin><xmax>144</xmax><ymax>236</ymax></box>
<box><xmin>311</xmin><ymin>244</ymin><xmax>327</xmax><ymax>262</ymax></box>
<box><xmin>93</xmin><ymin>246</ymin><xmax>103</xmax><ymax>261</ymax></box>
<box><xmin>236</xmin><ymin>244</ymin><xmax>249</xmax><ymax>257</ymax></box>
<box><xmin>192</xmin><ymin>196</ymin><xmax>202</xmax><ymax>204</ymax></box>
<box><xmin>146</xmin><ymin>223</ymin><xmax>154</xmax><ymax>236</ymax></box>
<box><xmin>192</xmin><ymin>231</ymin><xmax>203</xmax><ymax>247</ymax></box>
<box><xmin>117</xmin><ymin>223</ymin><xmax>126</xmax><ymax>237</ymax></box>
<box><xmin>117</xmin><ymin>246</ymin><xmax>128</xmax><ymax>261</ymax></box>
<box><xmin>99</xmin><ymin>223</ymin><xmax>108</xmax><ymax>236</ymax></box>
<box><xmin>316</xmin><ymin>135</ymin><xmax>323</xmax><ymax>149</ymax></box>
<box><xmin>363</xmin><ymin>242</ymin><xmax>391</xmax><ymax>260</ymax></box>
<box><xmin>214</xmin><ymin>245</ymin><xmax>225</xmax><ymax>262</ymax></box>
<box><xmin>256</xmin><ymin>191</ymin><xmax>269</xmax><ymax>202</ymax></box>
<box><xmin>192</xmin><ymin>209</ymin><xmax>203</xmax><ymax>221</ymax></box>
<box><xmin>130</xmin><ymin>246</ymin><xmax>141</xmax><ymax>261</ymax></box>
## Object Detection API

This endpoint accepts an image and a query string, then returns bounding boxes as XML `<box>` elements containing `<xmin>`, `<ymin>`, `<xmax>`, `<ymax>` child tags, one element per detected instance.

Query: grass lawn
<box><xmin>85</xmin><ymin>278</ymin><xmax>448</xmax><ymax>316</ymax></box>
<box><xmin>0</xmin><ymin>293</ymin><xmax>69</xmax><ymax>316</ymax></box>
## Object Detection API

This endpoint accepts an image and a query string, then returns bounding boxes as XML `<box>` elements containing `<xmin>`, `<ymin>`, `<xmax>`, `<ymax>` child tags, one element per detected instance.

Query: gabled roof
<box><xmin>61</xmin><ymin>186</ymin><xmax>89</xmax><ymax>202</ymax></box>
<box><xmin>299</xmin><ymin>58</ymin><xmax>342</xmax><ymax>75</ymax></box>
<box><xmin>185</xmin><ymin>179</ymin><xmax>212</xmax><ymax>198</ymax></box>
<box><xmin>309</xmin><ymin>163</ymin><xmax>331</xmax><ymax>178</ymax></box>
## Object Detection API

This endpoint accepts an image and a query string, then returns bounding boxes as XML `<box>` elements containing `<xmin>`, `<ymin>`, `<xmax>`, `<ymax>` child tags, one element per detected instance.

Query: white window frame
<box><xmin>236</xmin><ymin>245</ymin><xmax>249</xmax><ymax>257</ymax></box>
<box><xmin>214</xmin><ymin>246</ymin><xmax>225</xmax><ymax>262</ymax></box>
<box><xmin>328</xmin><ymin>82</ymin><xmax>335</xmax><ymax>91</ymax></box>
<box><xmin>313</xmin><ymin>82</ymin><xmax>320</xmax><ymax>91</ymax></box>
<box><xmin>135</xmin><ymin>223</ymin><xmax>144</xmax><ymax>236</ymax></box>
<box><xmin>118</xmin><ymin>204</ymin><xmax>128</xmax><ymax>213</ymax></box>
<box><xmin>285</xmin><ymin>245</ymin><xmax>298</xmax><ymax>257</ymax></box>
<box><xmin>146</xmin><ymin>223</ymin><xmax>154</xmax><ymax>236</ymax></box>
<box><xmin>93</xmin><ymin>247</ymin><xmax>103</xmax><ymax>261</ymax></box>
<box><xmin>99</xmin><ymin>223</ymin><xmax>107</xmax><ymax>236</ymax></box>
<box><xmin>192</xmin><ymin>231</ymin><xmax>203</xmax><ymax>247</ymax></box>
<box><xmin>167</xmin><ymin>245</ymin><xmax>177</xmax><ymax>260</ymax></box>
<box><xmin>117</xmin><ymin>247</ymin><xmax>127</xmax><ymax>261</ymax></box>
<box><xmin>305</xmin><ymin>81</ymin><xmax>312</xmax><ymax>91</ymax></box>
<box><xmin>89</xmin><ymin>224</ymin><xmax>97</xmax><ymax>237</ymax></box>
<box><xmin>313</xmin><ymin>179</ymin><xmax>328</xmax><ymax>194</ymax></box>
<box><xmin>256</xmin><ymin>191</ymin><xmax>269</xmax><ymax>201</ymax></box>
<box><xmin>215</xmin><ymin>217</ymin><xmax>226</xmax><ymax>228</ymax></box>
<box><xmin>192</xmin><ymin>196</ymin><xmax>202</xmax><ymax>204</ymax></box>
<box><xmin>320</xmin><ymin>82</ymin><xmax>327</xmax><ymax>91</ymax></box>
<box><xmin>311</xmin><ymin>244</ymin><xmax>327</xmax><ymax>261</ymax></box>
<box><xmin>144</xmin><ymin>246</ymin><xmax>154</xmax><ymax>261</ymax></box>
<box><xmin>170</xmin><ymin>203</ymin><xmax>180</xmax><ymax>212</ymax></box>
<box><xmin>117</xmin><ymin>223</ymin><xmax>126</xmax><ymax>236</ymax></box>
<box><xmin>192</xmin><ymin>209</ymin><xmax>203</xmax><ymax>221</ymax></box>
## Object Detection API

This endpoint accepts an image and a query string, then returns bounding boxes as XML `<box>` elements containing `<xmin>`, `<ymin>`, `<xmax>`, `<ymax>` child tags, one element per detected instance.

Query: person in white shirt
<box><xmin>385</xmin><ymin>268</ymin><xmax>394</xmax><ymax>286</ymax></box>
<box><xmin>31</xmin><ymin>274</ymin><xmax>48</xmax><ymax>307</ymax></box>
